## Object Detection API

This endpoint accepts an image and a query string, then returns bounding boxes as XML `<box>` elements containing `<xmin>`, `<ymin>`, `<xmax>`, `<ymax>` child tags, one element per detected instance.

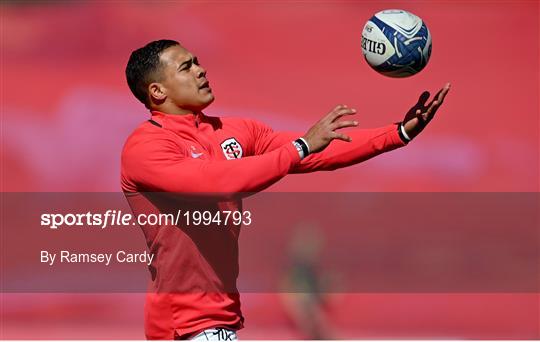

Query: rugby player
<box><xmin>121</xmin><ymin>39</ymin><xmax>450</xmax><ymax>340</ymax></box>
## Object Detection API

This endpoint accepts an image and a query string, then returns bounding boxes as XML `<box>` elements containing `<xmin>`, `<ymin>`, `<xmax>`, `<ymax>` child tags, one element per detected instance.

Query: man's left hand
<box><xmin>402</xmin><ymin>82</ymin><xmax>451</xmax><ymax>140</ymax></box>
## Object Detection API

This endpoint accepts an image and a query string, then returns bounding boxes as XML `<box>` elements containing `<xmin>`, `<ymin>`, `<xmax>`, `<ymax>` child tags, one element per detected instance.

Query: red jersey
<box><xmin>121</xmin><ymin>111</ymin><xmax>406</xmax><ymax>339</ymax></box>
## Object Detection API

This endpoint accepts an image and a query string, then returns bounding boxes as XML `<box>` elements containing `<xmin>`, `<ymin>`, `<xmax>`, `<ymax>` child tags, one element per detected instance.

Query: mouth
<box><xmin>199</xmin><ymin>80</ymin><xmax>211</xmax><ymax>91</ymax></box>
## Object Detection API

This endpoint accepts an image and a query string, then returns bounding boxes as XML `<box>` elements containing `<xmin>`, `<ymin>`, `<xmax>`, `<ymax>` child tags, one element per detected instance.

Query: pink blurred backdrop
<box><xmin>1</xmin><ymin>0</ymin><xmax>538</xmax><ymax>339</ymax></box>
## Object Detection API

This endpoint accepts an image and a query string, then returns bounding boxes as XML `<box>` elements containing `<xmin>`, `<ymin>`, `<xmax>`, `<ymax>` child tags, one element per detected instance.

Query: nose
<box><xmin>195</xmin><ymin>64</ymin><xmax>206</xmax><ymax>78</ymax></box>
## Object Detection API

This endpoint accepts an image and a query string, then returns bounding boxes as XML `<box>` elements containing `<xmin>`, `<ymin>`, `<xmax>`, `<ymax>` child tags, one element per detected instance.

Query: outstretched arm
<box><xmin>251</xmin><ymin>83</ymin><xmax>451</xmax><ymax>173</ymax></box>
<box><xmin>251</xmin><ymin>122</ymin><xmax>405</xmax><ymax>173</ymax></box>
<box><xmin>121</xmin><ymin>106</ymin><xmax>359</xmax><ymax>197</ymax></box>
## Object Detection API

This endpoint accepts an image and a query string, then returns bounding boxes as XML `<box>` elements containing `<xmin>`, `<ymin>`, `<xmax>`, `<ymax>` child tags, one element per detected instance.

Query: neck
<box><xmin>152</xmin><ymin>104</ymin><xmax>200</xmax><ymax>116</ymax></box>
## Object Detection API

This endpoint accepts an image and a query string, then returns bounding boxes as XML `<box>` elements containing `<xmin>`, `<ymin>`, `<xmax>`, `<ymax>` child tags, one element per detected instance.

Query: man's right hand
<box><xmin>302</xmin><ymin>105</ymin><xmax>359</xmax><ymax>153</ymax></box>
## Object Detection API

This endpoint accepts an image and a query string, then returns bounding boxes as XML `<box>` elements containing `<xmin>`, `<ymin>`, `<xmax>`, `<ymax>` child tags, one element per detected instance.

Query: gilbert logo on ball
<box><xmin>361</xmin><ymin>9</ymin><xmax>432</xmax><ymax>77</ymax></box>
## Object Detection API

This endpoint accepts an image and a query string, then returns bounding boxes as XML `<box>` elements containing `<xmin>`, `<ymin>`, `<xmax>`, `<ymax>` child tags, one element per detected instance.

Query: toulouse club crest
<box><xmin>220</xmin><ymin>138</ymin><xmax>243</xmax><ymax>160</ymax></box>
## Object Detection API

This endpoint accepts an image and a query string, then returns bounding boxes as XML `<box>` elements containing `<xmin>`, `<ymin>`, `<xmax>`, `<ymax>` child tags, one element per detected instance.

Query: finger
<box><xmin>418</xmin><ymin>98</ymin><xmax>441</xmax><ymax>122</ymax></box>
<box><xmin>330</xmin><ymin>120</ymin><xmax>359</xmax><ymax>131</ymax></box>
<box><xmin>331</xmin><ymin>131</ymin><xmax>352</xmax><ymax>142</ymax></box>
<box><xmin>427</xmin><ymin>83</ymin><xmax>451</xmax><ymax>107</ymax></box>
<box><xmin>417</xmin><ymin>91</ymin><xmax>430</xmax><ymax>107</ymax></box>
<box><xmin>424</xmin><ymin>100</ymin><xmax>439</xmax><ymax>119</ymax></box>
<box><xmin>325</xmin><ymin>104</ymin><xmax>346</xmax><ymax>117</ymax></box>
<box><xmin>328</xmin><ymin>108</ymin><xmax>356</xmax><ymax>122</ymax></box>
<box><xmin>413</xmin><ymin>109</ymin><xmax>428</xmax><ymax>125</ymax></box>
<box><xmin>414</xmin><ymin>109</ymin><xmax>424</xmax><ymax>121</ymax></box>
<box><xmin>333</xmin><ymin>104</ymin><xmax>347</xmax><ymax>111</ymax></box>
<box><xmin>427</xmin><ymin>89</ymin><xmax>443</xmax><ymax>108</ymax></box>
<box><xmin>437</xmin><ymin>83</ymin><xmax>451</xmax><ymax>103</ymax></box>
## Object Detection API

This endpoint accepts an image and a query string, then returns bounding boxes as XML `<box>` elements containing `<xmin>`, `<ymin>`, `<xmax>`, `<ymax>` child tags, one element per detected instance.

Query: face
<box><xmin>150</xmin><ymin>45</ymin><xmax>214</xmax><ymax>113</ymax></box>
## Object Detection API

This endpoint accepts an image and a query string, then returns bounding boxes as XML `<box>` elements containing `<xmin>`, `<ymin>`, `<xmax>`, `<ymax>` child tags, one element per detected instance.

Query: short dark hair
<box><xmin>125</xmin><ymin>39</ymin><xmax>180</xmax><ymax>108</ymax></box>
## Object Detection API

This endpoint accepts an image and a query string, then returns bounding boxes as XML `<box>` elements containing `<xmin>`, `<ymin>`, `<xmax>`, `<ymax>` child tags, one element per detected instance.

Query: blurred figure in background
<box><xmin>281</xmin><ymin>223</ymin><xmax>337</xmax><ymax>339</ymax></box>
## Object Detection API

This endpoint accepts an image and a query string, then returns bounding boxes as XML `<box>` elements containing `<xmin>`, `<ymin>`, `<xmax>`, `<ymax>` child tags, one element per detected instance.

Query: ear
<box><xmin>148</xmin><ymin>82</ymin><xmax>167</xmax><ymax>103</ymax></box>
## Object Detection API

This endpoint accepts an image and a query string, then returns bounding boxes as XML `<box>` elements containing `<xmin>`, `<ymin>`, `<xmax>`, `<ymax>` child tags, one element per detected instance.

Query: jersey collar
<box><xmin>150</xmin><ymin>111</ymin><xmax>205</xmax><ymax>130</ymax></box>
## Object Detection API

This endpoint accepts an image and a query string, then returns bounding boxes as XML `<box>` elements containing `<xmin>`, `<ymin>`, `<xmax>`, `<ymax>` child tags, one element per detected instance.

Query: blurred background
<box><xmin>1</xmin><ymin>0</ymin><xmax>538</xmax><ymax>339</ymax></box>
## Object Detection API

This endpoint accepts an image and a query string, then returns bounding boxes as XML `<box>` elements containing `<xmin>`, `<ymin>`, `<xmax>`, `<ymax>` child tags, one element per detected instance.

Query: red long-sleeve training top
<box><xmin>121</xmin><ymin>110</ymin><xmax>406</xmax><ymax>339</ymax></box>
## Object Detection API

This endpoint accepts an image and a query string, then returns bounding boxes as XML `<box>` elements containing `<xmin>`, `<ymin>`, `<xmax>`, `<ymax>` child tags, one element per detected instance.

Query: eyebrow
<box><xmin>177</xmin><ymin>55</ymin><xmax>196</xmax><ymax>70</ymax></box>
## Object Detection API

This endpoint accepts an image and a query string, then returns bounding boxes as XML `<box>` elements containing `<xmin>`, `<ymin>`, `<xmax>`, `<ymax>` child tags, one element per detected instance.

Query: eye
<box><xmin>193</xmin><ymin>57</ymin><xmax>199</xmax><ymax>66</ymax></box>
<box><xmin>180</xmin><ymin>61</ymin><xmax>192</xmax><ymax>71</ymax></box>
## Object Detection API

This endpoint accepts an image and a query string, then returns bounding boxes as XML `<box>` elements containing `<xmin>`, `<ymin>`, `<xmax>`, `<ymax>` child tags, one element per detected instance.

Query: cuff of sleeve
<box><xmin>284</xmin><ymin>141</ymin><xmax>302</xmax><ymax>164</ymax></box>
<box><xmin>396</xmin><ymin>123</ymin><xmax>410</xmax><ymax>145</ymax></box>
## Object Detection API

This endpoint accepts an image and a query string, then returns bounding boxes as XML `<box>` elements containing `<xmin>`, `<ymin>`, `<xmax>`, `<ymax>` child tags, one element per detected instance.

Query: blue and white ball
<box><xmin>361</xmin><ymin>9</ymin><xmax>432</xmax><ymax>77</ymax></box>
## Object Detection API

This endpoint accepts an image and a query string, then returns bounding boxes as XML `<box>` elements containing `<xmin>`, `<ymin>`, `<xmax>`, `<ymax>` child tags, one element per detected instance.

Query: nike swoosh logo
<box><xmin>191</xmin><ymin>152</ymin><xmax>204</xmax><ymax>158</ymax></box>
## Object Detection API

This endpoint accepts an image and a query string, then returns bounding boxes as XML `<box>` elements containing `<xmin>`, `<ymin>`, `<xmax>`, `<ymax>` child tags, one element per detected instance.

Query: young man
<box><xmin>121</xmin><ymin>39</ymin><xmax>450</xmax><ymax>340</ymax></box>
